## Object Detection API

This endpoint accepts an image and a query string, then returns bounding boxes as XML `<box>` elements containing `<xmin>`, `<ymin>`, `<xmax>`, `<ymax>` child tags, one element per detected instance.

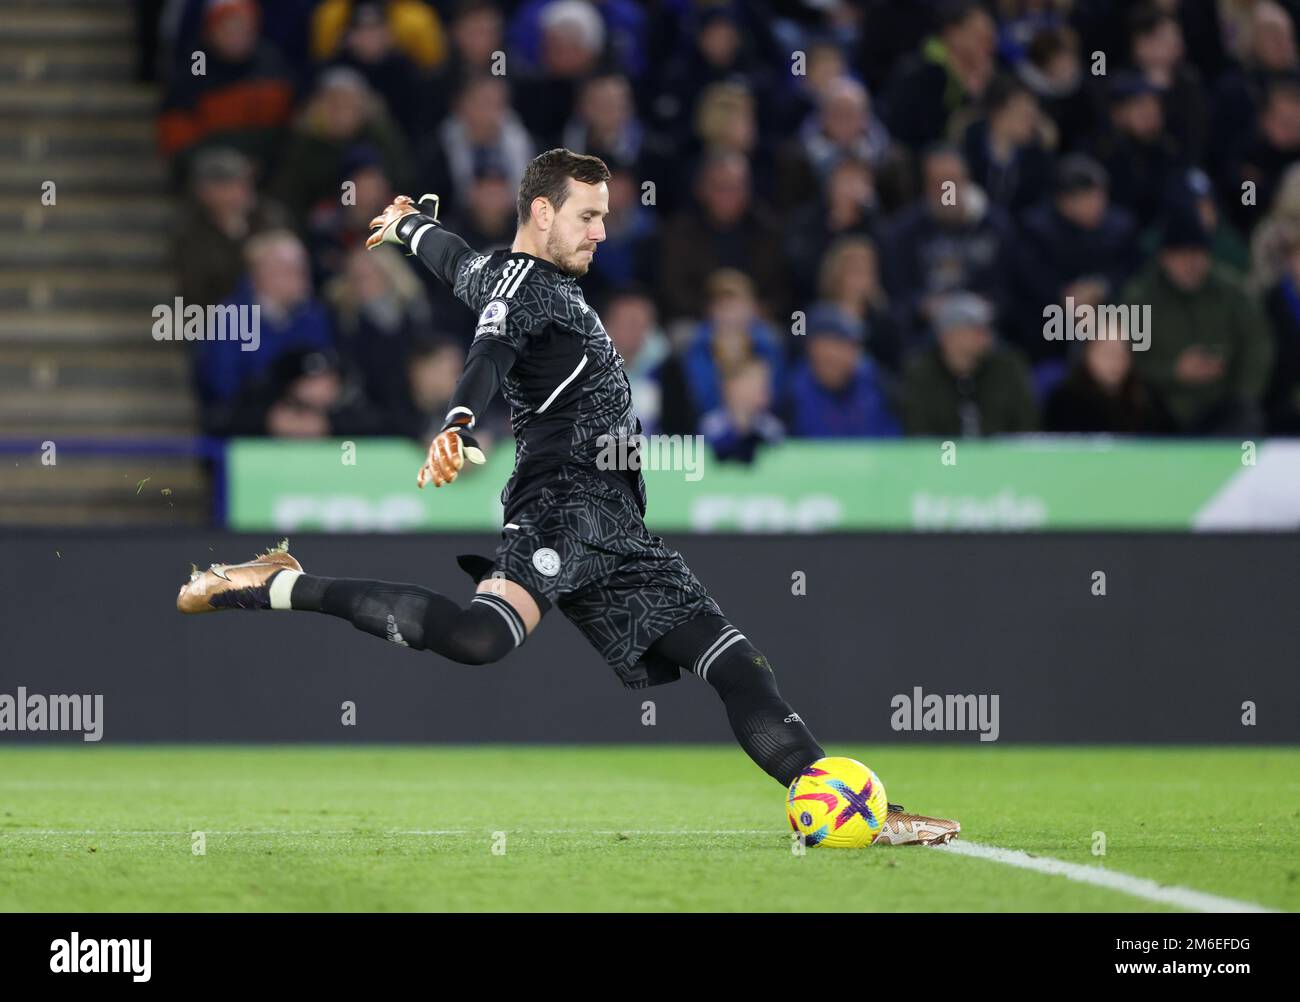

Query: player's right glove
<box><xmin>417</xmin><ymin>410</ymin><xmax>487</xmax><ymax>489</ymax></box>
<box><xmin>366</xmin><ymin>193</ymin><xmax>441</xmax><ymax>251</ymax></box>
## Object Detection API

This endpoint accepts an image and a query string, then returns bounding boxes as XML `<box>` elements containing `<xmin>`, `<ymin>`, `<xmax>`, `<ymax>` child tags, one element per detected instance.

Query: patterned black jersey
<box><xmin>452</xmin><ymin>249</ymin><xmax>645</xmax><ymax>521</ymax></box>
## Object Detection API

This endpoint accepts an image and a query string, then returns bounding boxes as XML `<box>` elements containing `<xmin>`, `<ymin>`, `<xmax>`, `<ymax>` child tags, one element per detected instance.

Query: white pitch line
<box><xmin>0</xmin><ymin>829</ymin><xmax>774</xmax><ymax>837</ymax></box>
<box><xmin>932</xmin><ymin>840</ymin><xmax>1278</xmax><ymax>914</ymax></box>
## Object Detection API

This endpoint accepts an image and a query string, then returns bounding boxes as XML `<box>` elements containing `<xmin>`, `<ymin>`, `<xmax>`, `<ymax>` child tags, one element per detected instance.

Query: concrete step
<box><xmin>0</xmin><ymin>386</ymin><xmax>196</xmax><ymax>426</ymax></box>
<box><xmin>0</xmin><ymin>270</ymin><xmax>173</xmax><ymax>310</ymax></box>
<box><xmin>0</xmin><ymin>308</ymin><xmax>166</xmax><ymax>346</ymax></box>
<box><xmin>1</xmin><ymin>131</ymin><xmax>157</xmax><ymax>161</ymax></box>
<box><xmin>0</xmin><ymin>83</ymin><xmax>156</xmax><ymax>119</ymax></box>
<box><xmin>0</xmin><ymin>157</ymin><xmax>167</xmax><ymax>196</ymax></box>
<box><xmin>0</xmin><ymin>452</ymin><xmax>209</xmax><ymax>527</ymax></box>
<box><xmin>0</xmin><ymin>44</ymin><xmax>134</xmax><ymax>83</ymax></box>
<box><xmin>0</xmin><ymin>116</ymin><xmax>154</xmax><ymax>141</ymax></box>
<box><xmin>0</xmin><ymin>502</ymin><xmax>208</xmax><ymax>528</ymax></box>
<box><xmin>0</xmin><ymin>6</ymin><xmax>132</xmax><ymax>44</ymax></box>
<box><xmin>0</xmin><ymin>346</ymin><xmax>189</xmax><ymax>392</ymax></box>
<box><xmin>1</xmin><ymin>195</ymin><xmax>175</xmax><ymax>234</ymax></box>
<box><xmin>0</xmin><ymin>231</ymin><xmax>168</xmax><ymax>269</ymax></box>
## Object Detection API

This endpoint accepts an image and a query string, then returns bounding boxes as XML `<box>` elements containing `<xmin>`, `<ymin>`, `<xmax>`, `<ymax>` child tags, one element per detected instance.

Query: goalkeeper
<box><xmin>177</xmin><ymin>148</ymin><xmax>957</xmax><ymax>844</ymax></box>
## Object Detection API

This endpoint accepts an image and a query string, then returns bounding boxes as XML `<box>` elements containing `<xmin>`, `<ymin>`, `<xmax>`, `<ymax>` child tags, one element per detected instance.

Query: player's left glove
<box><xmin>417</xmin><ymin>410</ymin><xmax>486</xmax><ymax>489</ymax></box>
<box><xmin>366</xmin><ymin>193</ymin><xmax>441</xmax><ymax>251</ymax></box>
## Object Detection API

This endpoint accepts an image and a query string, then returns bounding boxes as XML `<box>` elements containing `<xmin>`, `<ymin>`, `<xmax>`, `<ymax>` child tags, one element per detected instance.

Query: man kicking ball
<box><xmin>177</xmin><ymin>148</ymin><xmax>957</xmax><ymax>846</ymax></box>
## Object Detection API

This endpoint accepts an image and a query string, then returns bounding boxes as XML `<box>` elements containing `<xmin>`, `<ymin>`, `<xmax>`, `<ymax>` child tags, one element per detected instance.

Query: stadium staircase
<box><xmin>0</xmin><ymin>0</ymin><xmax>208</xmax><ymax>526</ymax></box>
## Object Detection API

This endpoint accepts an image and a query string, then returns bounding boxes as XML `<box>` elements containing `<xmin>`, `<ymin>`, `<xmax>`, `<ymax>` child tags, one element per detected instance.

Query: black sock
<box><xmin>649</xmin><ymin>616</ymin><xmax>825</xmax><ymax>786</ymax></box>
<box><xmin>288</xmin><ymin>574</ymin><xmax>524</xmax><ymax>665</ymax></box>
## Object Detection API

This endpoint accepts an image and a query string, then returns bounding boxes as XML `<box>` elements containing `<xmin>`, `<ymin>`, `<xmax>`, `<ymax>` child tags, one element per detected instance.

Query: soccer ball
<box><xmin>786</xmin><ymin>756</ymin><xmax>888</xmax><ymax>848</ymax></box>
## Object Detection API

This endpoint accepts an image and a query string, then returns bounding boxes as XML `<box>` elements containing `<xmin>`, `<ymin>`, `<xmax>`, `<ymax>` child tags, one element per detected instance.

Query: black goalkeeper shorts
<box><xmin>487</xmin><ymin>474</ymin><xmax>723</xmax><ymax>688</ymax></box>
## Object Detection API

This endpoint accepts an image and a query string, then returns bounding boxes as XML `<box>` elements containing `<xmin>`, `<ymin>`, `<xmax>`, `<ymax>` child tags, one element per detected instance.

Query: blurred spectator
<box><xmin>320</xmin><ymin>0</ymin><xmax>427</xmax><ymax>140</ymax></box>
<box><xmin>960</xmin><ymin>74</ymin><xmax>1054</xmax><ymax>216</ymax></box>
<box><xmin>1208</xmin><ymin>0</ymin><xmax>1299</xmax><ymax>185</ymax></box>
<box><xmin>881</xmin><ymin>0</ymin><xmax>998</xmax><ymax>149</ymax></box>
<box><xmin>405</xmin><ymin>337</ymin><xmax>514</xmax><ymax>446</ymax></box>
<box><xmin>1044</xmin><ymin>335</ymin><xmax>1174</xmax><ymax>434</ymax></box>
<box><xmin>880</xmin><ymin>145</ymin><xmax>1013</xmax><ymax>341</ymax></box>
<box><xmin>690</xmin><ymin>81</ymin><xmax>772</xmax><ymax>197</ymax></box>
<box><xmin>512</xmin><ymin>1</ymin><xmax>608</xmax><ymax>148</ymax></box>
<box><xmin>775</xmin><ymin>38</ymin><xmax>853</xmax><ymax>138</ymax></box>
<box><xmin>1125</xmin><ymin>212</ymin><xmax>1274</xmax><ymax>435</ymax></box>
<box><xmin>441</xmin><ymin>0</ymin><xmax>505</xmax><ymax>75</ymax></box>
<box><xmin>653</xmin><ymin>6</ymin><xmax>767</xmax><ymax>146</ymax></box>
<box><xmin>157</xmin><ymin>0</ymin><xmax>294</xmax><ymax>178</ymax></box>
<box><xmin>602</xmin><ymin>286</ymin><xmax>671</xmax><ymax>432</ymax></box>
<box><xmin>305</xmin><ymin>146</ymin><xmax>396</xmax><ymax>284</ymax></box>
<box><xmin>219</xmin><ymin>348</ymin><xmax>384</xmax><ymax>437</ymax></box>
<box><xmin>324</xmin><ymin>244</ymin><xmax>431</xmax><ymax>431</ymax></box>
<box><xmin>994</xmin><ymin>0</ymin><xmax>1069</xmax><ymax>67</ymax></box>
<box><xmin>657</xmin><ymin>152</ymin><xmax>788</xmax><ymax>323</ymax></box>
<box><xmin>776</xmin><ymin>76</ymin><xmax>898</xmax><ymax>211</ymax></box>
<box><xmin>1250</xmin><ymin>162</ymin><xmax>1300</xmax><ymax>290</ymax></box>
<box><xmin>174</xmin><ymin>147</ymin><xmax>291</xmax><ymax>307</ymax></box>
<box><xmin>812</xmin><ymin>236</ymin><xmax>901</xmax><ymax>374</ymax></box>
<box><xmin>1222</xmin><ymin>77</ymin><xmax>1300</xmax><ymax>235</ymax></box>
<box><xmin>1012</xmin><ymin>154</ymin><xmax>1141</xmax><ymax>362</ymax></box>
<box><xmin>270</xmin><ymin>67</ymin><xmax>414</xmax><ymax>224</ymax></box>
<box><xmin>663</xmin><ymin>269</ymin><xmax>785</xmax><ymax>433</ymax></box>
<box><xmin>702</xmin><ymin>357</ymin><xmax>785</xmax><ymax>463</ymax></box>
<box><xmin>194</xmin><ymin>230</ymin><xmax>333</xmax><ymax>410</ymax></box>
<box><xmin>1089</xmin><ymin>71</ymin><xmax>1184</xmax><ymax>228</ymax></box>
<box><xmin>1015</xmin><ymin>24</ymin><xmax>1096</xmax><ymax>149</ymax></box>
<box><xmin>785</xmin><ymin>157</ymin><xmax>881</xmax><ymax>307</ymax></box>
<box><xmin>509</xmin><ymin>0</ymin><xmax>645</xmax><ymax>78</ymax></box>
<box><xmin>902</xmin><ymin>292</ymin><xmax>1038</xmax><ymax>436</ymax></box>
<box><xmin>426</xmin><ymin>0</ymin><xmax>504</xmax><ymax>128</ymax></box>
<box><xmin>311</xmin><ymin>0</ymin><xmax>447</xmax><ymax>70</ymax></box>
<box><xmin>1142</xmin><ymin>167</ymin><xmax>1249</xmax><ymax>275</ymax></box>
<box><xmin>563</xmin><ymin>72</ymin><xmax>645</xmax><ymax>166</ymax></box>
<box><xmin>1128</xmin><ymin>2</ymin><xmax>1207</xmax><ymax>163</ymax></box>
<box><xmin>443</xmin><ymin>163</ymin><xmax>519</xmax><ymax>252</ymax></box>
<box><xmin>162</xmin><ymin>0</ymin><xmax>316</xmax><ymax>82</ymax></box>
<box><xmin>421</xmin><ymin>75</ymin><xmax>533</xmax><ymax>208</ymax></box>
<box><xmin>1262</xmin><ymin>232</ymin><xmax>1300</xmax><ymax>432</ymax></box>
<box><xmin>783</xmin><ymin>305</ymin><xmax>900</xmax><ymax>438</ymax></box>
<box><xmin>780</xmin><ymin>76</ymin><xmax>904</xmax><ymax>213</ymax></box>
<box><xmin>582</xmin><ymin>167</ymin><xmax>657</xmax><ymax>302</ymax></box>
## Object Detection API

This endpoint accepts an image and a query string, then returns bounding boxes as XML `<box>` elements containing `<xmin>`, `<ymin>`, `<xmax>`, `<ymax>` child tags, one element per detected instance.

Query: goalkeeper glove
<box><xmin>417</xmin><ymin>409</ymin><xmax>487</xmax><ymax>489</ymax></box>
<box><xmin>366</xmin><ymin>193</ymin><xmax>441</xmax><ymax>251</ymax></box>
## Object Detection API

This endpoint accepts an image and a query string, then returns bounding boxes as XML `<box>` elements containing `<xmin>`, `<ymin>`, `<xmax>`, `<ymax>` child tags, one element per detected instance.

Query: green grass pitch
<box><xmin>0</xmin><ymin>745</ymin><xmax>1296</xmax><ymax>912</ymax></box>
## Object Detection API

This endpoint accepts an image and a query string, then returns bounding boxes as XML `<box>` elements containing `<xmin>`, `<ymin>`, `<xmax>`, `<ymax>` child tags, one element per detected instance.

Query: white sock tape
<box><xmin>268</xmin><ymin>570</ymin><xmax>301</xmax><ymax>610</ymax></box>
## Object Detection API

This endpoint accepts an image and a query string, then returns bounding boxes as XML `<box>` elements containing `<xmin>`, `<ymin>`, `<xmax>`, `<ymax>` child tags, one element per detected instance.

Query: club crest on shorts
<box><xmin>532</xmin><ymin>547</ymin><xmax>561</xmax><ymax>577</ymax></box>
<box><xmin>477</xmin><ymin>298</ymin><xmax>508</xmax><ymax>338</ymax></box>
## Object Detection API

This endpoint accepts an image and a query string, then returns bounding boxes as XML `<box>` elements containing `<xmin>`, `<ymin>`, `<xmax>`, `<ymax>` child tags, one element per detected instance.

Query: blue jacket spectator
<box><xmin>194</xmin><ymin>231</ymin><xmax>333</xmax><ymax>408</ymax></box>
<box><xmin>783</xmin><ymin>305</ymin><xmax>900</xmax><ymax>438</ymax></box>
<box><xmin>701</xmin><ymin>355</ymin><xmax>784</xmax><ymax>464</ymax></box>
<box><xmin>678</xmin><ymin>269</ymin><xmax>785</xmax><ymax>419</ymax></box>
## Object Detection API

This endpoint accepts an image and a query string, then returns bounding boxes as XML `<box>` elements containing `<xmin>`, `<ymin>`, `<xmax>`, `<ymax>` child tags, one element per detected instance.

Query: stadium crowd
<box><xmin>143</xmin><ymin>0</ymin><xmax>1300</xmax><ymax>458</ymax></box>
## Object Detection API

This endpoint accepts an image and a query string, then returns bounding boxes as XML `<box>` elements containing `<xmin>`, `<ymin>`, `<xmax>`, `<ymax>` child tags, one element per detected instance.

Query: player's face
<box><xmin>547</xmin><ymin>179</ymin><xmax>608</xmax><ymax>276</ymax></box>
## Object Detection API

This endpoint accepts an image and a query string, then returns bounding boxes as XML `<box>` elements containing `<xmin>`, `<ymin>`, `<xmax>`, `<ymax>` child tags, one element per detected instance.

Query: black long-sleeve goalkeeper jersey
<box><xmin>395</xmin><ymin>213</ymin><xmax>646</xmax><ymax>523</ymax></box>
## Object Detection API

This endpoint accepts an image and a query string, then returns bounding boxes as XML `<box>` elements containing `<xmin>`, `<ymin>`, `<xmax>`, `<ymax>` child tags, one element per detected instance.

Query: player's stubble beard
<box><xmin>547</xmin><ymin>228</ymin><xmax>595</xmax><ymax>277</ymax></box>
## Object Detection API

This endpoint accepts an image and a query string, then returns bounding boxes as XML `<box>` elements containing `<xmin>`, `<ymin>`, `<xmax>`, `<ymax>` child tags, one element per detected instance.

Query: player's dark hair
<box><xmin>516</xmin><ymin>148</ymin><xmax>611</xmax><ymax>226</ymax></box>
